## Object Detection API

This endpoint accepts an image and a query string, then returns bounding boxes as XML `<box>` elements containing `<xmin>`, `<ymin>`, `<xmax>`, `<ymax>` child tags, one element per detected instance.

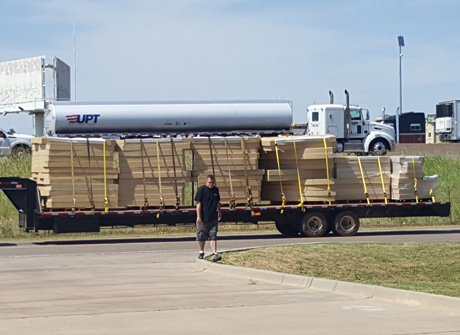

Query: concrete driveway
<box><xmin>1</xmin><ymin>246</ymin><xmax>460</xmax><ymax>335</ymax></box>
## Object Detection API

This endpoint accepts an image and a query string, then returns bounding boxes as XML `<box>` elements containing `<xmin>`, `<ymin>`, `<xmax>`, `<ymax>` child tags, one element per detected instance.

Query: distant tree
<box><xmin>7</xmin><ymin>128</ymin><xmax>16</xmax><ymax>135</ymax></box>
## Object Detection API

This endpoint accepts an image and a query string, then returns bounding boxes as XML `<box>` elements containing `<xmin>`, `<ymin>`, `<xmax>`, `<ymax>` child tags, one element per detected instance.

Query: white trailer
<box><xmin>44</xmin><ymin>100</ymin><xmax>293</xmax><ymax>137</ymax></box>
<box><xmin>436</xmin><ymin>100</ymin><xmax>460</xmax><ymax>142</ymax></box>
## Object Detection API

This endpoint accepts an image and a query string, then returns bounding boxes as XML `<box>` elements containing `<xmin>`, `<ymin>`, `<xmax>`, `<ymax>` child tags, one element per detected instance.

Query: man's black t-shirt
<box><xmin>195</xmin><ymin>185</ymin><xmax>220</xmax><ymax>222</ymax></box>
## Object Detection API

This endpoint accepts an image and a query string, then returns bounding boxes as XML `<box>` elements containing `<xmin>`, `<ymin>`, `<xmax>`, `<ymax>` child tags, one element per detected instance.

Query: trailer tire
<box><xmin>275</xmin><ymin>222</ymin><xmax>300</xmax><ymax>237</ymax></box>
<box><xmin>332</xmin><ymin>211</ymin><xmax>360</xmax><ymax>236</ymax></box>
<box><xmin>300</xmin><ymin>212</ymin><xmax>328</xmax><ymax>237</ymax></box>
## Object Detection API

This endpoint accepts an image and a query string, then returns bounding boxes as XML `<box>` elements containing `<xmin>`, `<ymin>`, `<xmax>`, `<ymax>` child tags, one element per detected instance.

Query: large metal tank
<box><xmin>44</xmin><ymin>100</ymin><xmax>293</xmax><ymax>136</ymax></box>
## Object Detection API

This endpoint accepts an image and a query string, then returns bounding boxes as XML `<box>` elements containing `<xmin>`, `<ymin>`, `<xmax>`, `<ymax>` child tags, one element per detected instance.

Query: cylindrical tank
<box><xmin>44</xmin><ymin>100</ymin><xmax>293</xmax><ymax>136</ymax></box>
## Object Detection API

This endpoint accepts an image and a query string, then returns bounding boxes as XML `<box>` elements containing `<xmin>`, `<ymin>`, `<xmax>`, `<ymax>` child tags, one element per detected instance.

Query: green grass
<box><xmin>0</xmin><ymin>155</ymin><xmax>32</xmax><ymax>220</ymax></box>
<box><xmin>220</xmin><ymin>243</ymin><xmax>460</xmax><ymax>298</ymax></box>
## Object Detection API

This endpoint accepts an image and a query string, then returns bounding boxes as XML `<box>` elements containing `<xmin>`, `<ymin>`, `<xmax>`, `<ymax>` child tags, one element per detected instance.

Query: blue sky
<box><xmin>1</xmin><ymin>0</ymin><xmax>459</xmax><ymax>134</ymax></box>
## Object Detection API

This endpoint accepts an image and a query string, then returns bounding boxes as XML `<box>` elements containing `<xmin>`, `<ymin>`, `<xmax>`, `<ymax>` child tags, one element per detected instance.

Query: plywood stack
<box><xmin>31</xmin><ymin>137</ymin><xmax>118</xmax><ymax>210</ymax></box>
<box><xmin>390</xmin><ymin>156</ymin><xmax>437</xmax><ymax>200</ymax></box>
<box><xmin>117</xmin><ymin>138</ymin><xmax>192</xmax><ymax>208</ymax></box>
<box><xmin>259</xmin><ymin>135</ymin><xmax>337</xmax><ymax>203</ymax></box>
<box><xmin>192</xmin><ymin>137</ymin><xmax>264</xmax><ymax>205</ymax></box>
<box><xmin>334</xmin><ymin>156</ymin><xmax>391</xmax><ymax>201</ymax></box>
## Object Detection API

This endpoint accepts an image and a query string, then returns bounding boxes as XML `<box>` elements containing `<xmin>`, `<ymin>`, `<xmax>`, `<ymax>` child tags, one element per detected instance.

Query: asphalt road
<box><xmin>1</xmin><ymin>228</ymin><xmax>460</xmax><ymax>257</ymax></box>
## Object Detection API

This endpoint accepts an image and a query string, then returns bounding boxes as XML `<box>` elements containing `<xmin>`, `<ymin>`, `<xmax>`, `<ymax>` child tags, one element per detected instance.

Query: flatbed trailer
<box><xmin>0</xmin><ymin>177</ymin><xmax>451</xmax><ymax>236</ymax></box>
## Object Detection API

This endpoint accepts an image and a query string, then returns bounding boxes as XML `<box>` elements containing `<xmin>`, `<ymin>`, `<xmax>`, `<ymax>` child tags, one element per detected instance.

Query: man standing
<box><xmin>195</xmin><ymin>175</ymin><xmax>222</xmax><ymax>262</ymax></box>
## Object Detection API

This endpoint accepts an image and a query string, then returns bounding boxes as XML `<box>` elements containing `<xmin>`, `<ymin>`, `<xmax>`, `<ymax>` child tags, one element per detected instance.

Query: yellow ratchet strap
<box><xmin>140</xmin><ymin>140</ymin><xmax>149</xmax><ymax>211</ymax></box>
<box><xmin>357</xmin><ymin>157</ymin><xmax>370</xmax><ymax>205</ymax></box>
<box><xmin>412</xmin><ymin>157</ymin><xmax>419</xmax><ymax>203</ymax></box>
<box><xmin>323</xmin><ymin>138</ymin><xmax>331</xmax><ymax>205</ymax></box>
<box><xmin>377</xmin><ymin>157</ymin><xmax>388</xmax><ymax>204</ymax></box>
<box><xmin>170</xmin><ymin>138</ymin><xmax>180</xmax><ymax>211</ymax></box>
<box><xmin>274</xmin><ymin>140</ymin><xmax>286</xmax><ymax>213</ymax></box>
<box><xmin>225</xmin><ymin>138</ymin><xmax>236</xmax><ymax>209</ymax></box>
<box><xmin>156</xmin><ymin>139</ymin><xmax>164</xmax><ymax>218</ymax></box>
<box><xmin>103</xmin><ymin>140</ymin><xmax>109</xmax><ymax>212</ymax></box>
<box><xmin>293</xmin><ymin>139</ymin><xmax>305</xmax><ymax>211</ymax></box>
<box><xmin>241</xmin><ymin>137</ymin><xmax>253</xmax><ymax>209</ymax></box>
<box><xmin>70</xmin><ymin>139</ymin><xmax>76</xmax><ymax>212</ymax></box>
<box><xmin>430</xmin><ymin>188</ymin><xmax>435</xmax><ymax>202</ymax></box>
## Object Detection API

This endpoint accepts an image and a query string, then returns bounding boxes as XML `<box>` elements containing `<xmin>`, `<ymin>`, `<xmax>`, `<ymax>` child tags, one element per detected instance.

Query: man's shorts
<box><xmin>196</xmin><ymin>219</ymin><xmax>218</xmax><ymax>241</ymax></box>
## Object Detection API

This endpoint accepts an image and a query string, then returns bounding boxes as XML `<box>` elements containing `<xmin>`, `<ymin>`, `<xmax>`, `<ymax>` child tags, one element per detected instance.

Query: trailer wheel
<box><xmin>369</xmin><ymin>138</ymin><xmax>388</xmax><ymax>156</ymax></box>
<box><xmin>332</xmin><ymin>211</ymin><xmax>360</xmax><ymax>236</ymax></box>
<box><xmin>275</xmin><ymin>222</ymin><xmax>300</xmax><ymax>237</ymax></box>
<box><xmin>300</xmin><ymin>212</ymin><xmax>328</xmax><ymax>237</ymax></box>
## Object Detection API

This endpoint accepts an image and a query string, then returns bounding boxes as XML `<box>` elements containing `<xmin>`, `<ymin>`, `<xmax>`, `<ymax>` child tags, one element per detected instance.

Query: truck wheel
<box><xmin>300</xmin><ymin>212</ymin><xmax>328</xmax><ymax>237</ymax></box>
<box><xmin>275</xmin><ymin>222</ymin><xmax>299</xmax><ymax>237</ymax></box>
<box><xmin>369</xmin><ymin>139</ymin><xmax>388</xmax><ymax>156</ymax></box>
<box><xmin>11</xmin><ymin>145</ymin><xmax>31</xmax><ymax>157</ymax></box>
<box><xmin>332</xmin><ymin>211</ymin><xmax>360</xmax><ymax>236</ymax></box>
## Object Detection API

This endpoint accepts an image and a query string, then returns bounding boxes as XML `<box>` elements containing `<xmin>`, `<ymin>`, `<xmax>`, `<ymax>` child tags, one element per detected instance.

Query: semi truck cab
<box><xmin>306</xmin><ymin>91</ymin><xmax>395</xmax><ymax>155</ymax></box>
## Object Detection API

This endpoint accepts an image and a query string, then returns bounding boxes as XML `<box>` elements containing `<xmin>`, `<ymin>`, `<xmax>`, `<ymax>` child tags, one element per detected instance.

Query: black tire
<box><xmin>275</xmin><ymin>222</ymin><xmax>300</xmax><ymax>237</ymax></box>
<box><xmin>369</xmin><ymin>138</ymin><xmax>389</xmax><ymax>156</ymax></box>
<box><xmin>332</xmin><ymin>211</ymin><xmax>360</xmax><ymax>236</ymax></box>
<box><xmin>299</xmin><ymin>212</ymin><xmax>329</xmax><ymax>237</ymax></box>
<box><xmin>11</xmin><ymin>145</ymin><xmax>31</xmax><ymax>157</ymax></box>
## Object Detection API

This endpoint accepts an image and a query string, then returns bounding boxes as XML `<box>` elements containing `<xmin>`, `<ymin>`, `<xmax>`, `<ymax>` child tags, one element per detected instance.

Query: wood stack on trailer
<box><xmin>390</xmin><ymin>156</ymin><xmax>437</xmax><ymax>200</ymax></box>
<box><xmin>259</xmin><ymin>135</ymin><xmax>336</xmax><ymax>203</ymax></box>
<box><xmin>116</xmin><ymin>138</ymin><xmax>192</xmax><ymax>209</ymax></box>
<box><xmin>31</xmin><ymin>137</ymin><xmax>118</xmax><ymax>210</ymax></box>
<box><xmin>192</xmin><ymin>137</ymin><xmax>264</xmax><ymax>206</ymax></box>
<box><xmin>334</xmin><ymin>156</ymin><xmax>391</xmax><ymax>202</ymax></box>
<box><xmin>30</xmin><ymin>135</ymin><xmax>438</xmax><ymax>211</ymax></box>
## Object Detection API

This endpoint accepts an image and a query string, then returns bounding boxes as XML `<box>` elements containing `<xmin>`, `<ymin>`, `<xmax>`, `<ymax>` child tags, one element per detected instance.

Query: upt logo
<box><xmin>66</xmin><ymin>114</ymin><xmax>101</xmax><ymax>124</ymax></box>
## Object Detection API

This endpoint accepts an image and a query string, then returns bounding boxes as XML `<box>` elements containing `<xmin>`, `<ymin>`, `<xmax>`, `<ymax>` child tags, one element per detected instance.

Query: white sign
<box><xmin>0</xmin><ymin>56</ymin><xmax>44</xmax><ymax>105</ymax></box>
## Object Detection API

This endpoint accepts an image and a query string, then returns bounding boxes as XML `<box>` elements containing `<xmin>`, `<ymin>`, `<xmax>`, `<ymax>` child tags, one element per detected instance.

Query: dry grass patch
<box><xmin>221</xmin><ymin>242</ymin><xmax>460</xmax><ymax>298</ymax></box>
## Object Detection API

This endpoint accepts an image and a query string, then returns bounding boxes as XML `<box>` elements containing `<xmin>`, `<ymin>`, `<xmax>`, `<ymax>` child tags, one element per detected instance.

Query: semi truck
<box><xmin>435</xmin><ymin>100</ymin><xmax>460</xmax><ymax>142</ymax></box>
<box><xmin>306</xmin><ymin>91</ymin><xmax>395</xmax><ymax>155</ymax></box>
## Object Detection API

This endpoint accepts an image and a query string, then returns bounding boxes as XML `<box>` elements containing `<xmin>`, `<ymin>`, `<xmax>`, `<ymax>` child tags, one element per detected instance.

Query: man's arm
<box><xmin>196</xmin><ymin>201</ymin><xmax>202</xmax><ymax>224</ymax></box>
<box><xmin>217</xmin><ymin>201</ymin><xmax>222</xmax><ymax>221</ymax></box>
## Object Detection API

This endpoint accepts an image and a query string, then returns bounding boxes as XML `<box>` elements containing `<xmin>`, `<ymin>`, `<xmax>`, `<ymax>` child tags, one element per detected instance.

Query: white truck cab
<box><xmin>0</xmin><ymin>128</ymin><xmax>33</xmax><ymax>156</ymax></box>
<box><xmin>306</xmin><ymin>91</ymin><xmax>395</xmax><ymax>155</ymax></box>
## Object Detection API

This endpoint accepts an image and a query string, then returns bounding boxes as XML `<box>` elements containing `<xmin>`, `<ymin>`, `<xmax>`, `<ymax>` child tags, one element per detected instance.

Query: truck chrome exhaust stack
<box><xmin>329</xmin><ymin>91</ymin><xmax>334</xmax><ymax>104</ymax></box>
<box><xmin>344</xmin><ymin>90</ymin><xmax>351</xmax><ymax>140</ymax></box>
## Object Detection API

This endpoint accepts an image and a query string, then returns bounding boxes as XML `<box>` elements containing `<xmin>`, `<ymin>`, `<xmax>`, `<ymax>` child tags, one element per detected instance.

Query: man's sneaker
<box><xmin>198</xmin><ymin>252</ymin><xmax>205</xmax><ymax>260</ymax></box>
<box><xmin>212</xmin><ymin>253</ymin><xmax>222</xmax><ymax>262</ymax></box>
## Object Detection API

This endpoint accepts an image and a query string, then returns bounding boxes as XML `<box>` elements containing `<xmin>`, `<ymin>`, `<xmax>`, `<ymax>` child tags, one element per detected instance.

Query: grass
<box><xmin>220</xmin><ymin>243</ymin><xmax>460</xmax><ymax>298</ymax></box>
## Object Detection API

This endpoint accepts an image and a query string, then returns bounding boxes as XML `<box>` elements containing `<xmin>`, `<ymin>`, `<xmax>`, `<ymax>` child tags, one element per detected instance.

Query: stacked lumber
<box><xmin>390</xmin><ymin>156</ymin><xmax>437</xmax><ymax>200</ymax></box>
<box><xmin>192</xmin><ymin>136</ymin><xmax>263</xmax><ymax>205</ymax></box>
<box><xmin>334</xmin><ymin>156</ymin><xmax>391</xmax><ymax>201</ymax></box>
<box><xmin>117</xmin><ymin>138</ymin><xmax>192</xmax><ymax>208</ymax></box>
<box><xmin>259</xmin><ymin>135</ymin><xmax>336</xmax><ymax>203</ymax></box>
<box><xmin>31</xmin><ymin>137</ymin><xmax>118</xmax><ymax>210</ymax></box>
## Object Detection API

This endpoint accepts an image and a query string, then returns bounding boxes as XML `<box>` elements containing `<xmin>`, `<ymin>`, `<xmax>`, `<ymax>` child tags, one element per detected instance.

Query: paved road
<box><xmin>2</xmin><ymin>228</ymin><xmax>460</xmax><ymax>257</ymax></box>
<box><xmin>1</xmin><ymin>229</ymin><xmax>460</xmax><ymax>334</ymax></box>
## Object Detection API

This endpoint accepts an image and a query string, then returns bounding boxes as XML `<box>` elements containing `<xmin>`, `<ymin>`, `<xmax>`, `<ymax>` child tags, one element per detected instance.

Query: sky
<box><xmin>1</xmin><ymin>0</ymin><xmax>459</xmax><ymax>135</ymax></box>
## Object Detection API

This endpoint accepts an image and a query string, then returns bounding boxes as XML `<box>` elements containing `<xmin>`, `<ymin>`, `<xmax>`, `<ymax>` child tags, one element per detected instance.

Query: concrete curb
<box><xmin>196</xmin><ymin>259</ymin><xmax>460</xmax><ymax>313</ymax></box>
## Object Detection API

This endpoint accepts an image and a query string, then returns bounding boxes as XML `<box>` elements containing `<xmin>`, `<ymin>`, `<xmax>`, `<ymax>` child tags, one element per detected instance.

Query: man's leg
<box><xmin>210</xmin><ymin>240</ymin><xmax>217</xmax><ymax>254</ymax></box>
<box><xmin>199</xmin><ymin>240</ymin><xmax>206</xmax><ymax>252</ymax></box>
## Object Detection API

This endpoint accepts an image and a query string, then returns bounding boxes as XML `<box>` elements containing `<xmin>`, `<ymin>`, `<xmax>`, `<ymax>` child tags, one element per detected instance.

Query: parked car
<box><xmin>0</xmin><ymin>127</ymin><xmax>33</xmax><ymax>156</ymax></box>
